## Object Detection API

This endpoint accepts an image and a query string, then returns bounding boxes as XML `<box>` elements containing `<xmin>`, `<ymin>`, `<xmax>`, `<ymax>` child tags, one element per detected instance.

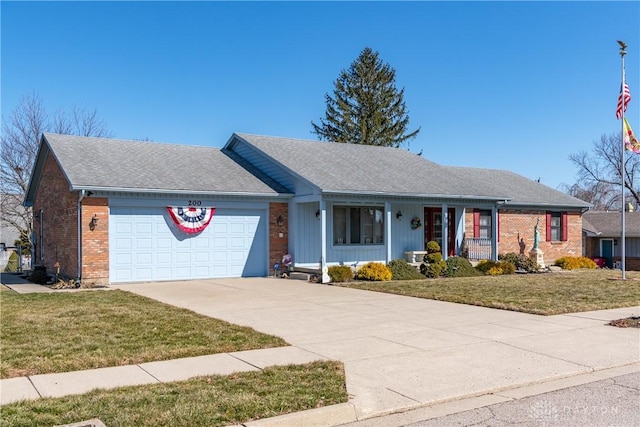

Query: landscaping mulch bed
<box><xmin>608</xmin><ymin>316</ymin><xmax>640</xmax><ymax>328</ymax></box>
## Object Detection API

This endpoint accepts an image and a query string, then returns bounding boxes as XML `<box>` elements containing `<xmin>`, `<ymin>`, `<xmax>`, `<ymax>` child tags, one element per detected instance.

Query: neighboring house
<box><xmin>582</xmin><ymin>210</ymin><xmax>640</xmax><ymax>270</ymax></box>
<box><xmin>24</xmin><ymin>132</ymin><xmax>591</xmax><ymax>284</ymax></box>
<box><xmin>1</xmin><ymin>194</ymin><xmax>29</xmax><ymax>270</ymax></box>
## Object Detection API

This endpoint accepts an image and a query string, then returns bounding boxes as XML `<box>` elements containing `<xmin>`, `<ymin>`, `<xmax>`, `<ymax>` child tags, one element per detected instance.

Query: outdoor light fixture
<box><xmin>396</xmin><ymin>211</ymin><xmax>403</xmax><ymax>220</ymax></box>
<box><xmin>315</xmin><ymin>210</ymin><xmax>320</xmax><ymax>218</ymax></box>
<box><xmin>91</xmin><ymin>214</ymin><xmax>99</xmax><ymax>227</ymax></box>
<box><xmin>276</xmin><ymin>215</ymin><xmax>283</xmax><ymax>226</ymax></box>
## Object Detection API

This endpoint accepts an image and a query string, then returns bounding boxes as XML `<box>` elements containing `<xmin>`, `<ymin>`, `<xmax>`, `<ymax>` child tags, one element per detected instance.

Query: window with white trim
<box><xmin>333</xmin><ymin>206</ymin><xmax>384</xmax><ymax>245</ymax></box>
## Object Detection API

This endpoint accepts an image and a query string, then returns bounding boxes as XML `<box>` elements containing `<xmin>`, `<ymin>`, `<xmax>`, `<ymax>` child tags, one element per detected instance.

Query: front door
<box><xmin>601</xmin><ymin>239</ymin><xmax>614</xmax><ymax>268</ymax></box>
<box><xmin>424</xmin><ymin>207</ymin><xmax>455</xmax><ymax>256</ymax></box>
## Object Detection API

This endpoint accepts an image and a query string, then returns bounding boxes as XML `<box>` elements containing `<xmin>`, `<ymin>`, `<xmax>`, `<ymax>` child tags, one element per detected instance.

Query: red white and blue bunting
<box><xmin>167</xmin><ymin>207</ymin><xmax>215</xmax><ymax>233</ymax></box>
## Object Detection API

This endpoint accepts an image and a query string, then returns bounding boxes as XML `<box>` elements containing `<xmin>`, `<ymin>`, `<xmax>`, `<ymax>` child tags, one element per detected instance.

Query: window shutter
<box><xmin>473</xmin><ymin>210</ymin><xmax>480</xmax><ymax>238</ymax></box>
<box><xmin>561</xmin><ymin>212</ymin><xmax>568</xmax><ymax>241</ymax></box>
<box><xmin>545</xmin><ymin>212</ymin><xmax>551</xmax><ymax>241</ymax></box>
<box><xmin>497</xmin><ymin>212</ymin><xmax>500</xmax><ymax>242</ymax></box>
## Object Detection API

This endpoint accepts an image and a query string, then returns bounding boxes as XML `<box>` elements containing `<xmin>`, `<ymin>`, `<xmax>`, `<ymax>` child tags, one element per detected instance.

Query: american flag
<box><xmin>616</xmin><ymin>72</ymin><xmax>631</xmax><ymax>120</ymax></box>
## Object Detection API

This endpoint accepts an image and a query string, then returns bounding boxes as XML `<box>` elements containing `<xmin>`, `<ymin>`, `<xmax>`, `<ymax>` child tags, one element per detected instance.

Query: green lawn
<box><xmin>0</xmin><ymin>361</ymin><xmax>348</xmax><ymax>427</ymax></box>
<box><xmin>338</xmin><ymin>269</ymin><xmax>640</xmax><ymax>315</ymax></box>
<box><xmin>0</xmin><ymin>288</ymin><xmax>287</xmax><ymax>378</ymax></box>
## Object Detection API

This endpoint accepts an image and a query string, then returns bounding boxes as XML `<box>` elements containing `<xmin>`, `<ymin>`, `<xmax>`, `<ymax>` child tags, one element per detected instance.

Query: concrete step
<box><xmin>288</xmin><ymin>272</ymin><xmax>311</xmax><ymax>281</ymax></box>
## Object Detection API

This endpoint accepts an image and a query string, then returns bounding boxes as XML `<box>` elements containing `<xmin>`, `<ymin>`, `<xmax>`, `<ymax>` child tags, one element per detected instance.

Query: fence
<box><xmin>464</xmin><ymin>238</ymin><xmax>492</xmax><ymax>261</ymax></box>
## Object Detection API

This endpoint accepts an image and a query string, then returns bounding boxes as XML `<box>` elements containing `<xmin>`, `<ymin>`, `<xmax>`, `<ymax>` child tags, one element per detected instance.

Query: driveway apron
<box><xmin>111</xmin><ymin>278</ymin><xmax>640</xmax><ymax>419</ymax></box>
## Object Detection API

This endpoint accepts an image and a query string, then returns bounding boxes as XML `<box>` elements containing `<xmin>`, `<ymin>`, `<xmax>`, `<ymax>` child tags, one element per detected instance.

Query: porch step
<box><xmin>288</xmin><ymin>272</ymin><xmax>311</xmax><ymax>281</ymax></box>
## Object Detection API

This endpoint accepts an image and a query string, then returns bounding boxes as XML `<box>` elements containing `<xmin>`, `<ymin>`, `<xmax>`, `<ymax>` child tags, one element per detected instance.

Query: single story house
<box><xmin>582</xmin><ymin>210</ymin><xmax>640</xmax><ymax>270</ymax></box>
<box><xmin>24</xmin><ymin>132</ymin><xmax>591</xmax><ymax>284</ymax></box>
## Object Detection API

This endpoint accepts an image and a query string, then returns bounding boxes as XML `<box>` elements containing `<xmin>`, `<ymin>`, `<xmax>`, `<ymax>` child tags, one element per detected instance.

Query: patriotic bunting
<box><xmin>167</xmin><ymin>207</ymin><xmax>215</xmax><ymax>233</ymax></box>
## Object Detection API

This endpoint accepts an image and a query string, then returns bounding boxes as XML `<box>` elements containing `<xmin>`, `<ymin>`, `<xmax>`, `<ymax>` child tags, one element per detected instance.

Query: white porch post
<box><xmin>319</xmin><ymin>200</ymin><xmax>330</xmax><ymax>283</ymax></box>
<box><xmin>442</xmin><ymin>203</ymin><xmax>448</xmax><ymax>260</ymax></box>
<box><xmin>491</xmin><ymin>205</ymin><xmax>499</xmax><ymax>260</ymax></box>
<box><xmin>385</xmin><ymin>201</ymin><xmax>392</xmax><ymax>263</ymax></box>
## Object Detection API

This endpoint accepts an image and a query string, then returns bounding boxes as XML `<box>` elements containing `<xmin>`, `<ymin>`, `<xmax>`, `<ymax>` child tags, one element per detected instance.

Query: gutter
<box><xmin>77</xmin><ymin>190</ymin><xmax>86</xmax><ymax>282</ymax></box>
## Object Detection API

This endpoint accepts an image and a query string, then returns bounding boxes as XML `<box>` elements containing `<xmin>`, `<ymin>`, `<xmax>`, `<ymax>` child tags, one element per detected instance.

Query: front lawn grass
<box><xmin>338</xmin><ymin>269</ymin><xmax>640</xmax><ymax>315</ymax></box>
<box><xmin>0</xmin><ymin>288</ymin><xmax>287</xmax><ymax>379</ymax></box>
<box><xmin>0</xmin><ymin>361</ymin><xmax>348</xmax><ymax>427</ymax></box>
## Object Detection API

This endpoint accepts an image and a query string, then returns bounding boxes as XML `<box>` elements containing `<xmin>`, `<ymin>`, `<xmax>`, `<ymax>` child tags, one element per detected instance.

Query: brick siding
<box><xmin>32</xmin><ymin>154</ymin><xmax>109</xmax><ymax>284</ymax></box>
<box><xmin>464</xmin><ymin>209</ymin><xmax>583</xmax><ymax>263</ymax></box>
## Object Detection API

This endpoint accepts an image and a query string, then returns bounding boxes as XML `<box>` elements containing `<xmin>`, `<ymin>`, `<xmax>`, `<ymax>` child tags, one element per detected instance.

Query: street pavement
<box><xmin>338</xmin><ymin>368</ymin><xmax>640</xmax><ymax>427</ymax></box>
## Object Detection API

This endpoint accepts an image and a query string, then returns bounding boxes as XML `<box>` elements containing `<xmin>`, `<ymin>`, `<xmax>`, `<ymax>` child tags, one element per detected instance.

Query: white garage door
<box><xmin>109</xmin><ymin>207</ymin><xmax>267</xmax><ymax>283</ymax></box>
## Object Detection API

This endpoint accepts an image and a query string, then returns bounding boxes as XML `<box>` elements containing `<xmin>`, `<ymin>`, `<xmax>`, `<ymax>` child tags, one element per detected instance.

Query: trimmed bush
<box><xmin>328</xmin><ymin>265</ymin><xmax>354</xmax><ymax>282</ymax></box>
<box><xmin>444</xmin><ymin>257</ymin><xmax>481</xmax><ymax>277</ymax></box>
<box><xmin>554</xmin><ymin>256</ymin><xmax>598</xmax><ymax>270</ymax></box>
<box><xmin>498</xmin><ymin>252</ymin><xmax>538</xmax><ymax>273</ymax></box>
<box><xmin>3</xmin><ymin>251</ymin><xmax>19</xmax><ymax>273</ymax></box>
<box><xmin>388</xmin><ymin>259</ymin><xmax>425</xmax><ymax>280</ymax></box>
<box><xmin>426</xmin><ymin>240</ymin><xmax>441</xmax><ymax>254</ymax></box>
<box><xmin>357</xmin><ymin>262</ymin><xmax>392</xmax><ymax>281</ymax></box>
<box><xmin>475</xmin><ymin>259</ymin><xmax>516</xmax><ymax>275</ymax></box>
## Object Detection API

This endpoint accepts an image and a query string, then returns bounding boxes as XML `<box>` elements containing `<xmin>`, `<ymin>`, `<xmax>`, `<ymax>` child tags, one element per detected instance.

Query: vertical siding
<box><xmin>389</xmin><ymin>203</ymin><xmax>425</xmax><ymax>259</ymax></box>
<box><xmin>293</xmin><ymin>202</ymin><xmax>321</xmax><ymax>264</ymax></box>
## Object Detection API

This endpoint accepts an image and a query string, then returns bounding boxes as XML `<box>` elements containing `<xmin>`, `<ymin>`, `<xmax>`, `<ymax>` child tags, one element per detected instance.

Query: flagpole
<box><xmin>619</xmin><ymin>41</ymin><xmax>627</xmax><ymax>280</ymax></box>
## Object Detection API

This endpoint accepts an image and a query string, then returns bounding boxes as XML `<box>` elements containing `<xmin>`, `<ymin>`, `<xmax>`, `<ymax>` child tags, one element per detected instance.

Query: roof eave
<box><xmin>70</xmin><ymin>185</ymin><xmax>293</xmax><ymax>198</ymax></box>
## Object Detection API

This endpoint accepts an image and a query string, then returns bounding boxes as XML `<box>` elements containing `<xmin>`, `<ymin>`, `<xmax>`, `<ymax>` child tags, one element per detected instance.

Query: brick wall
<box><xmin>32</xmin><ymin>154</ymin><xmax>110</xmax><ymax>283</ymax></box>
<box><xmin>269</xmin><ymin>202</ymin><xmax>288</xmax><ymax>275</ymax></box>
<box><xmin>464</xmin><ymin>209</ymin><xmax>583</xmax><ymax>263</ymax></box>
<box><xmin>81</xmin><ymin>198</ymin><xmax>109</xmax><ymax>283</ymax></box>
<box><xmin>33</xmin><ymin>154</ymin><xmax>79</xmax><ymax>279</ymax></box>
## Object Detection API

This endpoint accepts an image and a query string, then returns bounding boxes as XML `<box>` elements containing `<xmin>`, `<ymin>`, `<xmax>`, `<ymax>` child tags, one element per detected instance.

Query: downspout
<box><xmin>77</xmin><ymin>190</ymin><xmax>86</xmax><ymax>282</ymax></box>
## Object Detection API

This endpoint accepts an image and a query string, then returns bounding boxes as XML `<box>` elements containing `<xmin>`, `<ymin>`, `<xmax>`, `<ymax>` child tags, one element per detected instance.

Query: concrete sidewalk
<box><xmin>1</xmin><ymin>277</ymin><xmax>639</xmax><ymax>426</ymax></box>
<box><xmin>0</xmin><ymin>346</ymin><xmax>328</xmax><ymax>406</ymax></box>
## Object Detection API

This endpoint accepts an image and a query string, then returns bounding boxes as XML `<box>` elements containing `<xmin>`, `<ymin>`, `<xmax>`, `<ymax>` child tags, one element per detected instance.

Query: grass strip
<box><xmin>0</xmin><ymin>361</ymin><xmax>348</xmax><ymax>427</ymax></box>
<box><xmin>338</xmin><ymin>269</ymin><xmax>640</xmax><ymax>315</ymax></box>
<box><xmin>0</xmin><ymin>289</ymin><xmax>287</xmax><ymax>379</ymax></box>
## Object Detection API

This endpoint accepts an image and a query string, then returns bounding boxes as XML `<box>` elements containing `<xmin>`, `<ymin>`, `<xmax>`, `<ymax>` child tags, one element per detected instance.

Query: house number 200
<box><xmin>188</xmin><ymin>200</ymin><xmax>202</xmax><ymax>206</ymax></box>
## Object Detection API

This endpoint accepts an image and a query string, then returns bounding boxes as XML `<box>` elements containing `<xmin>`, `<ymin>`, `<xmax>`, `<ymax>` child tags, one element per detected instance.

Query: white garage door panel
<box><xmin>110</xmin><ymin>207</ymin><xmax>267</xmax><ymax>283</ymax></box>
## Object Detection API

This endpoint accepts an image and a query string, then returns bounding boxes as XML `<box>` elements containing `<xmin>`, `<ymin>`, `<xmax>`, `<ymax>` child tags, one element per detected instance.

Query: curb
<box><xmin>228</xmin><ymin>403</ymin><xmax>358</xmax><ymax>427</ymax></box>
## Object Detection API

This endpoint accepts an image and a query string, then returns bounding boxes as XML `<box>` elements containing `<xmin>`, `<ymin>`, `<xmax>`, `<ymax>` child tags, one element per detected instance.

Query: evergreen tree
<box><xmin>311</xmin><ymin>47</ymin><xmax>420</xmax><ymax>147</ymax></box>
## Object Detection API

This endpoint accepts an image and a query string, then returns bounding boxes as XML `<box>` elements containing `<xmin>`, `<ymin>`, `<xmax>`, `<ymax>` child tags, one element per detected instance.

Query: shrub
<box><xmin>499</xmin><ymin>252</ymin><xmax>538</xmax><ymax>272</ymax></box>
<box><xmin>3</xmin><ymin>251</ymin><xmax>19</xmax><ymax>273</ymax></box>
<box><xmin>444</xmin><ymin>257</ymin><xmax>481</xmax><ymax>277</ymax></box>
<box><xmin>29</xmin><ymin>266</ymin><xmax>48</xmax><ymax>284</ymax></box>
<box><xmin>388</xmin><ymin>259</ymin><xmax>425</xmax><ymax>280</ymax></box>
<box><xmin>357</xmin><ymin>262</ymin><xmax>392</xmax><ymax>281</ymax></box>
<box><xmin>419</xmin><ymin>242</ymin><xmax>447</xmax><ymax>278</ymax></box>
<box><xmin>328</xmin><ymin>265</ymin><xmax>354</xmax><ymax>282</ymax></box>
<box><xmin>426</xmin><ymin>241</ymin><xmax>441</xmax><ymax>254</ymax></box>
<box><xmin>554</xmin><ymin>256</ymin><xmax>597</xmax><ymax>270</ymax></box>
<box><xmin>475</xmin><ymin>260</ymin><xmax>516</xmax><ymax>275</ymax></box>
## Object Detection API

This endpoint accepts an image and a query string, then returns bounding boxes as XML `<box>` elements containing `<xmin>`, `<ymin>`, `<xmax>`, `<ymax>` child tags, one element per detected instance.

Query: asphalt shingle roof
<box><xmin>582</xmin><ymin>211</ymin><xmax>640</xmax><ymax>237</ymax></box>
<box><xmin>232</xmin><ymin>133</ymin><xmax>591</xmax><ymax>208</ymax></box>
<box><xmin>40</xmin><ymin>133</ymin><xmax>288</xmax><ymax>195</ymax></box>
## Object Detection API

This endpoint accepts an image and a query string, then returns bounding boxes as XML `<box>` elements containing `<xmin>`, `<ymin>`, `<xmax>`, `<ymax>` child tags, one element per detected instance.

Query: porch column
<box><xmin>491</xmin><ymin>205</ymin><xmax>499</xmax><ymax>260</ymax></box>
<box><xmin>442</xmin><ymin>203</ymin><xmax>448</xmax><ymax>260</ymax></box>
<box><xmin>385</xmin><ymin>201</ymin><xmax>392</xmax><ymax>263</ymax></box>
<box><xmin>319</xmin><ymin>200</ymin><xmax>330</xmax><ymax>283</ymax></box>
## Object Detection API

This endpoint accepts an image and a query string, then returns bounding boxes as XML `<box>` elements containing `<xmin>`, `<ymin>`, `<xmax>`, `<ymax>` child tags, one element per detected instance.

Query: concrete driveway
<box><xmin>112</xmin><ymin>278</ymin><xmax>640</xmax><ymax>420</ymax></box>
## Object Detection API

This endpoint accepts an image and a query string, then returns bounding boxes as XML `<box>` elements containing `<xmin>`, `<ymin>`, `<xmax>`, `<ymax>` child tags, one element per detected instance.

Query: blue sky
<box><xmin>2</xmin><ymin>1</ymin><xmax>639</xmax><ymax>191</ymax></box>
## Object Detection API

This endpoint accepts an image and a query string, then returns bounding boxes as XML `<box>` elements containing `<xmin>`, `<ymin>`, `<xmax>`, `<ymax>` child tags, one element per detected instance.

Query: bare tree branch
<box><xmin>1</xmin><ymin>93</ymin><xmax>112</xmax><ymax>250</ymax></box>
<box><xmin>568</xmin><ymin>132</ymin><xmax>640</xmax><ymax>210</ymax></box>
